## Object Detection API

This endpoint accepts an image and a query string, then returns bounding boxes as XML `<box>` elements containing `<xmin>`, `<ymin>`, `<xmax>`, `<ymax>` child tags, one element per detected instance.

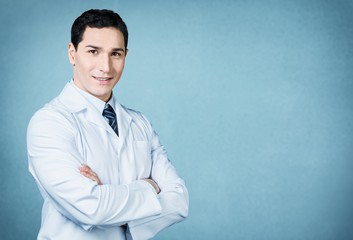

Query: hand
<box><xmin>143</xmin><ymin>178</ymin><xmax>161</xmax><ymax>194</ymax></box>
<box><xmin>79</xmin><ymin>164</ymin><xmax>102</xmax><ymax>185</ymax></box>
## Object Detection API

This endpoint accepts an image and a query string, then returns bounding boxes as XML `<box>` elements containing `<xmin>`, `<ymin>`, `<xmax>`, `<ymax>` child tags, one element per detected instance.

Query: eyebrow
<box><xmin>85</xmin><ymin>45</ymin><xmax>125</xmax><ymax>52</ymax></box>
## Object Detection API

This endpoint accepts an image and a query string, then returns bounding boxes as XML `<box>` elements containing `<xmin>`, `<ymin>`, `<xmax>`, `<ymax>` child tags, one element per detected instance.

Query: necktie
<box><xmin>102</xmin><ymin>104</ymin><xmax>119</xmax><ymax>136</ymax></box>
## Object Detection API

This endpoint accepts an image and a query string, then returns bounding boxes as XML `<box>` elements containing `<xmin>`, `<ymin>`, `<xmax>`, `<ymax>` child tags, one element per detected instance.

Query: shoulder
<box><xmin>121</xmin><ymin>104</ymin><xmax>151</xmax><ymax>125</ymax></box>
<box><xmin>31</xmin><ymin>96</ymin><xmax>75</xmax><ymax>122</ymax></box>
<box><xmin>29</xmin><ymin>82</ymin><xmax>83</xmax><ymax>126</ymax></box>
<box><xmin>28</xmin><ymin>98</ymin><xmax>77</xmax><ymax>137</ymax></box>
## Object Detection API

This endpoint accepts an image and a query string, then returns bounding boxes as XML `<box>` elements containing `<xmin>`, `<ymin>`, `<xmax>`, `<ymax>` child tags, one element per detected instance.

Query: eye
<box><xmin>112</xmin><ymin>51</ymin><xmax>122</xmax><ymax>57</ymax></box>
<box><xmin>88</xmin><ymin>49</ymin><xmax>98</xmax><ymax>55</ymax></box>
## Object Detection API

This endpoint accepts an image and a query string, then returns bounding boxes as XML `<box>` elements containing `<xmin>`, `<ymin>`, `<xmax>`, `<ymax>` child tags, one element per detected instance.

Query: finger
<box><xmin>80</xmin><ymin>166</ymin><xmax>97</xmax><ymax>176</ymax></box>
<box><xmin>143</xmin><ymin>178</ymin><xmax>160</xmax><ymax>194</ymax></box>
<box><xmin>79</xmin><ymin>165</ymin><xmax>102</xmax><ymax>185</ymax></box>
<box><xmin>81</xmin><ymin>171</ymin><xmax>101</xmax><ymax>185</ymax></box>
<box><xmin>85</xmin><ymin>171</ymin><xmax>97</xmax><ymax>180</ymax></box>
<box><xmin>79</xmin><ymin>164</ymin><xmax>91</xmax><ymax>171</ymax></box>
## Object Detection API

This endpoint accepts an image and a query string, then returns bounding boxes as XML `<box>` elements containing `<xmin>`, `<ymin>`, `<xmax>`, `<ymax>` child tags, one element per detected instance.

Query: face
<box><xmin>68</xmin><ymin>27</ymin><xmax>127</xmax><ymax>102</ymax></box>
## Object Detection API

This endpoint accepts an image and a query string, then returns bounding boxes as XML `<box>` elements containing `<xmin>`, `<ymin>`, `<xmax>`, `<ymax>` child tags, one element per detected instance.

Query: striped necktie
<box><xmin>102</xmin><ymin>104</ymin><xmax>119</xmax><ymax>136</ymax></box>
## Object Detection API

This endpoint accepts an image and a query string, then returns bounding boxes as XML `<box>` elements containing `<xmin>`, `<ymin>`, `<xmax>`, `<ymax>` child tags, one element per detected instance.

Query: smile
<box><xmin>93</xmin><ymin>76</ymin><xmax>113</xmax><ymax>81</ymax></box>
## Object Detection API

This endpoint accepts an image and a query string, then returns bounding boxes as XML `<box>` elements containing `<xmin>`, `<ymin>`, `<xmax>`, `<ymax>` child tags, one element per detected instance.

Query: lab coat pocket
<box><xmin>132</xmin><ymin>141</ymin><xmax>152</xmax><ymax>178</ymax></box>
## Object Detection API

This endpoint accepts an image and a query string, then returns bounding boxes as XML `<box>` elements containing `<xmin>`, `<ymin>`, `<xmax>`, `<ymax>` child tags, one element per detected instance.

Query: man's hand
<box><xmin>79</xmin><ymin>164</ymin><xmax>102</xmax><ymax>185</ymax></box>
<box><xmin>143</xmin><ymin>179</ymin><xmax>161</xmax><ymax>194</ymax></box>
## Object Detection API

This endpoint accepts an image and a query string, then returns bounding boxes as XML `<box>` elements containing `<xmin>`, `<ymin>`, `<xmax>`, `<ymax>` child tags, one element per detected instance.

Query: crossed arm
<box><xmin>28</xmin><ymin>109</ymin><xmax>188</xmax><ymax>238</ymax></box>
<box><xmin>79</xmin><ymin>164</ymin><xmax>161</xmax><ymax>194</ymax></box>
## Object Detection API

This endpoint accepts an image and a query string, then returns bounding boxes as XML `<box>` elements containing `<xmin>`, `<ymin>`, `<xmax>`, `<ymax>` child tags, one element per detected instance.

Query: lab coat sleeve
<box><xmin>127</xmin><ymin>114</ymin><xmax>189</xmax><ymax>239</ymax></box>
<box><xmin>27</xmin><ymin>108</ymin><xmax>162</xmax><ymax>230</ymax></box>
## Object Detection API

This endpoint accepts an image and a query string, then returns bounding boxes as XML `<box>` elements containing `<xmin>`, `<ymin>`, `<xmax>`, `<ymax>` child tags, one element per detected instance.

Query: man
<box><xmin>27</xmin><ymin>9</ymin><xmax>189</xmax><ymax>239</ymax></box>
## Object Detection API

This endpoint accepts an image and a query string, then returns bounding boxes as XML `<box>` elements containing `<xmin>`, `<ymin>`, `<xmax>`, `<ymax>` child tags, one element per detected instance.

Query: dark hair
<box><xmin>71</xmin><ymin>9</ymin><xmax>128</xmax><ymax>49</ymax></box>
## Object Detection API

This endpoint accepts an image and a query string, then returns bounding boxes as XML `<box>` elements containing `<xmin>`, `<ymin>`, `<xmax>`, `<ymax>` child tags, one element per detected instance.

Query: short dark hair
<box><xmin>71</xmin><ymin>9</ymin><xmax>128</xmax><ymax>50</ymax></box>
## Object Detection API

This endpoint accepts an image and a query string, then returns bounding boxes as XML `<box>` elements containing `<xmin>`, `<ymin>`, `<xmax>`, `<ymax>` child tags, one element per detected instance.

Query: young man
<box><xmin>27</xmin><ymin>9</ymin><xmax>188</xmax><ymax>239</ymax></box>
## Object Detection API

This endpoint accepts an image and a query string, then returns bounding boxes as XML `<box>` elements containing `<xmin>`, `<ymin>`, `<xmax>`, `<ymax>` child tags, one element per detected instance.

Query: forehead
<box><xmin>79</xmin><ymin>27</ymin><xmax>125</xmax><ymax>48</ymax></box>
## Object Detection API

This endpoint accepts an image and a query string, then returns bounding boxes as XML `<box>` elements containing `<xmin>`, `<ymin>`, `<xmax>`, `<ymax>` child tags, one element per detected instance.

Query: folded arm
<box><xmin>80</xmin><ymin>164</ymin><xmax>160</xmax><ymax>194</ymax></box>
<box><xmin>27</xmin><ymin>109</ymin><xmax>162</xmax><ymax>230</ymax></box>
<box><xmin>79</xmin><ymin>118</ymin><xmax>189</xmax><ymax>239</ymax></box>
<box><xmin>127</xmin><ymin>125</ymin><xmax>189</xmax><ymax>239</ymax></box>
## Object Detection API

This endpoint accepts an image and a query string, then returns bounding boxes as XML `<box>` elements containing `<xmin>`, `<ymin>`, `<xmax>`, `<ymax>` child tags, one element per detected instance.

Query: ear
<box><xmin>68</xmin><ymin>43</ymin><xmax>76</xmax><ymax>65</ymax></box>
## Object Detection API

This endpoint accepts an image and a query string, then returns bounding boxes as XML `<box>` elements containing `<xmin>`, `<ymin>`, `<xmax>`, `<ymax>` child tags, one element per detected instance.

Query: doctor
<box><xmin>27</xmin><ymin>9</ymin><xmax>188</xmax><ymax>239</ymax></box>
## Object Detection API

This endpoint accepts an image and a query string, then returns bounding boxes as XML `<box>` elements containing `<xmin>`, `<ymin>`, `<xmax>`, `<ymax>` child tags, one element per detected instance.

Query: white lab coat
<box><xmin>27</xmin><ymin>82</ymin><xmax>189</xmax><ymax>239</ymax></box>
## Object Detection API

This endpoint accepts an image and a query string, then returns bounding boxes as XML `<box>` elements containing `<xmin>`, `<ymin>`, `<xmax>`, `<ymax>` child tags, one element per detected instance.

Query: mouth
<box><xmin>93</xmin><ymin>76</ymin><xmax>114</xmax><ymax>84</ymax></box>
<box><xmin>93</xmin><ymin>76</ymin><xmax>113</xmax><ymax>81</ymax></box>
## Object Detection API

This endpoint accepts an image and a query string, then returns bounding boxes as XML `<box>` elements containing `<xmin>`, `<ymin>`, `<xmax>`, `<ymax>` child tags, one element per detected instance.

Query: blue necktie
<box><xmin>102</xmin><ymin>104</ymin><xmax>119</xmax><ymax>136</ymax></box>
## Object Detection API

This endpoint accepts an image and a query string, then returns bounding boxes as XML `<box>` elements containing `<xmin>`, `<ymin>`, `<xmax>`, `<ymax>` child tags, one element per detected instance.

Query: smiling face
<box><xmin>68</xmin><ymin>27</ymin><xmax>127</xmax><ymax>102</ymax></box>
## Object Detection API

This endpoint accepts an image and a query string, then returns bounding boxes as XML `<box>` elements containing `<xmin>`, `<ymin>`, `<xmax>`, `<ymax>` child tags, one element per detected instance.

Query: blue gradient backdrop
<box><xmin>1</xmin><ymin>0</ymin><xmax>353</xmax><ymax>239</ymax></box>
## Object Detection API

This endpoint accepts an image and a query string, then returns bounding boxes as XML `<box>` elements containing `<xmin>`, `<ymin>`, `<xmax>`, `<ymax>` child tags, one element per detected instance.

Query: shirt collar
<box><xmin>70</xmin><ymin>80</ymin><xmax>116</xmax><ymax>113</ymax></box>
<box><xmin>107</xmin><ymin>96</ymin><xmax>116</xmax><ymax>110</ymax></box>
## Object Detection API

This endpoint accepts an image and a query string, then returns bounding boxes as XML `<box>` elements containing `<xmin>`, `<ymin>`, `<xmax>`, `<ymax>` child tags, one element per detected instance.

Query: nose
<box><xmin>98</xmin><ymin>54</ymin><xmax>111</xmax><ymax>73</ymax></box>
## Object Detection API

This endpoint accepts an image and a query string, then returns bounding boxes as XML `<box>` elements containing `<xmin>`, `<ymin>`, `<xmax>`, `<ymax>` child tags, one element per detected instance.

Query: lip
<box><xmin>93</xmin><ymin>76</ymin><xmax>113</xmax><ymax>81</ymax></box>
<box><xmin>92</xmin><ymin>76</ymin><xmax>113</xmax><ymax>84</ymax></box>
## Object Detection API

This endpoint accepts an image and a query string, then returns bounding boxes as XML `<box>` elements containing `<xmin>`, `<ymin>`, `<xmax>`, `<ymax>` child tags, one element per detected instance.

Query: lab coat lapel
<box><xmin>114</xmin><ymin>98</ymin><xmax>132</xmax><ymax>152</ymax></box>
<box><xmin>84</xmin><ymin>107</ymin><xmax>118</xmax><ymax>137</ymax></box>
<box><xmin>58</xmin><ymin>82</ymin><xmax>117</xmax><ymax>136</ymax></box>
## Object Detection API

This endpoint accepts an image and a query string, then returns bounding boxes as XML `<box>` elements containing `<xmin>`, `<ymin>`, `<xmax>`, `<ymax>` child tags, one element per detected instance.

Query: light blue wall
<box><xmin>1</xmin><ymin>0</ymin><xmax>353</xmax><ymax>239</ymax></box>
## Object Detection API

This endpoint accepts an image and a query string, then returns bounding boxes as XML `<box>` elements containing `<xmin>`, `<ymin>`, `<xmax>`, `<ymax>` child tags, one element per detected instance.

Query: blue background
<box><xmin>1</xmin><ymin>0</ymin><xmax>353</xmax><ymax>239</ymax></box>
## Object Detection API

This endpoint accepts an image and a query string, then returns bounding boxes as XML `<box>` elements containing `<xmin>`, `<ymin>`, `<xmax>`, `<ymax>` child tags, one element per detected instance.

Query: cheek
<box><xmin>77</xmin><ymin>57</ymin><xmax>95</xmax><ymax>72</ymax></box>
<box><xmin>114</xmin><ymin>60</ymin><xmax>125</xmax><ymax>72</ymax></box>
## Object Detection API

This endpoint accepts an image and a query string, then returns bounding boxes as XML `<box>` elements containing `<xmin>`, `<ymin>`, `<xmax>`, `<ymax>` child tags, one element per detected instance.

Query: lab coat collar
<box><xmin>57</xmin><ymin>82</ymin><xmax>132</xmax><ymax>139</ymax></box>
<box><xmin>57</xmin><ymin>82</ymin><xmax>87</xmax><ymax>113</ymax></box>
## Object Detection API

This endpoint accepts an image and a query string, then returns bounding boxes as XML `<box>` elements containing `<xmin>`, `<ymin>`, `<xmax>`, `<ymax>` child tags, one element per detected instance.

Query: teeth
<box><xmin>95</xmin><ymin>77</ymin><xmax>110</xmax><ymax>81</ymax></box>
